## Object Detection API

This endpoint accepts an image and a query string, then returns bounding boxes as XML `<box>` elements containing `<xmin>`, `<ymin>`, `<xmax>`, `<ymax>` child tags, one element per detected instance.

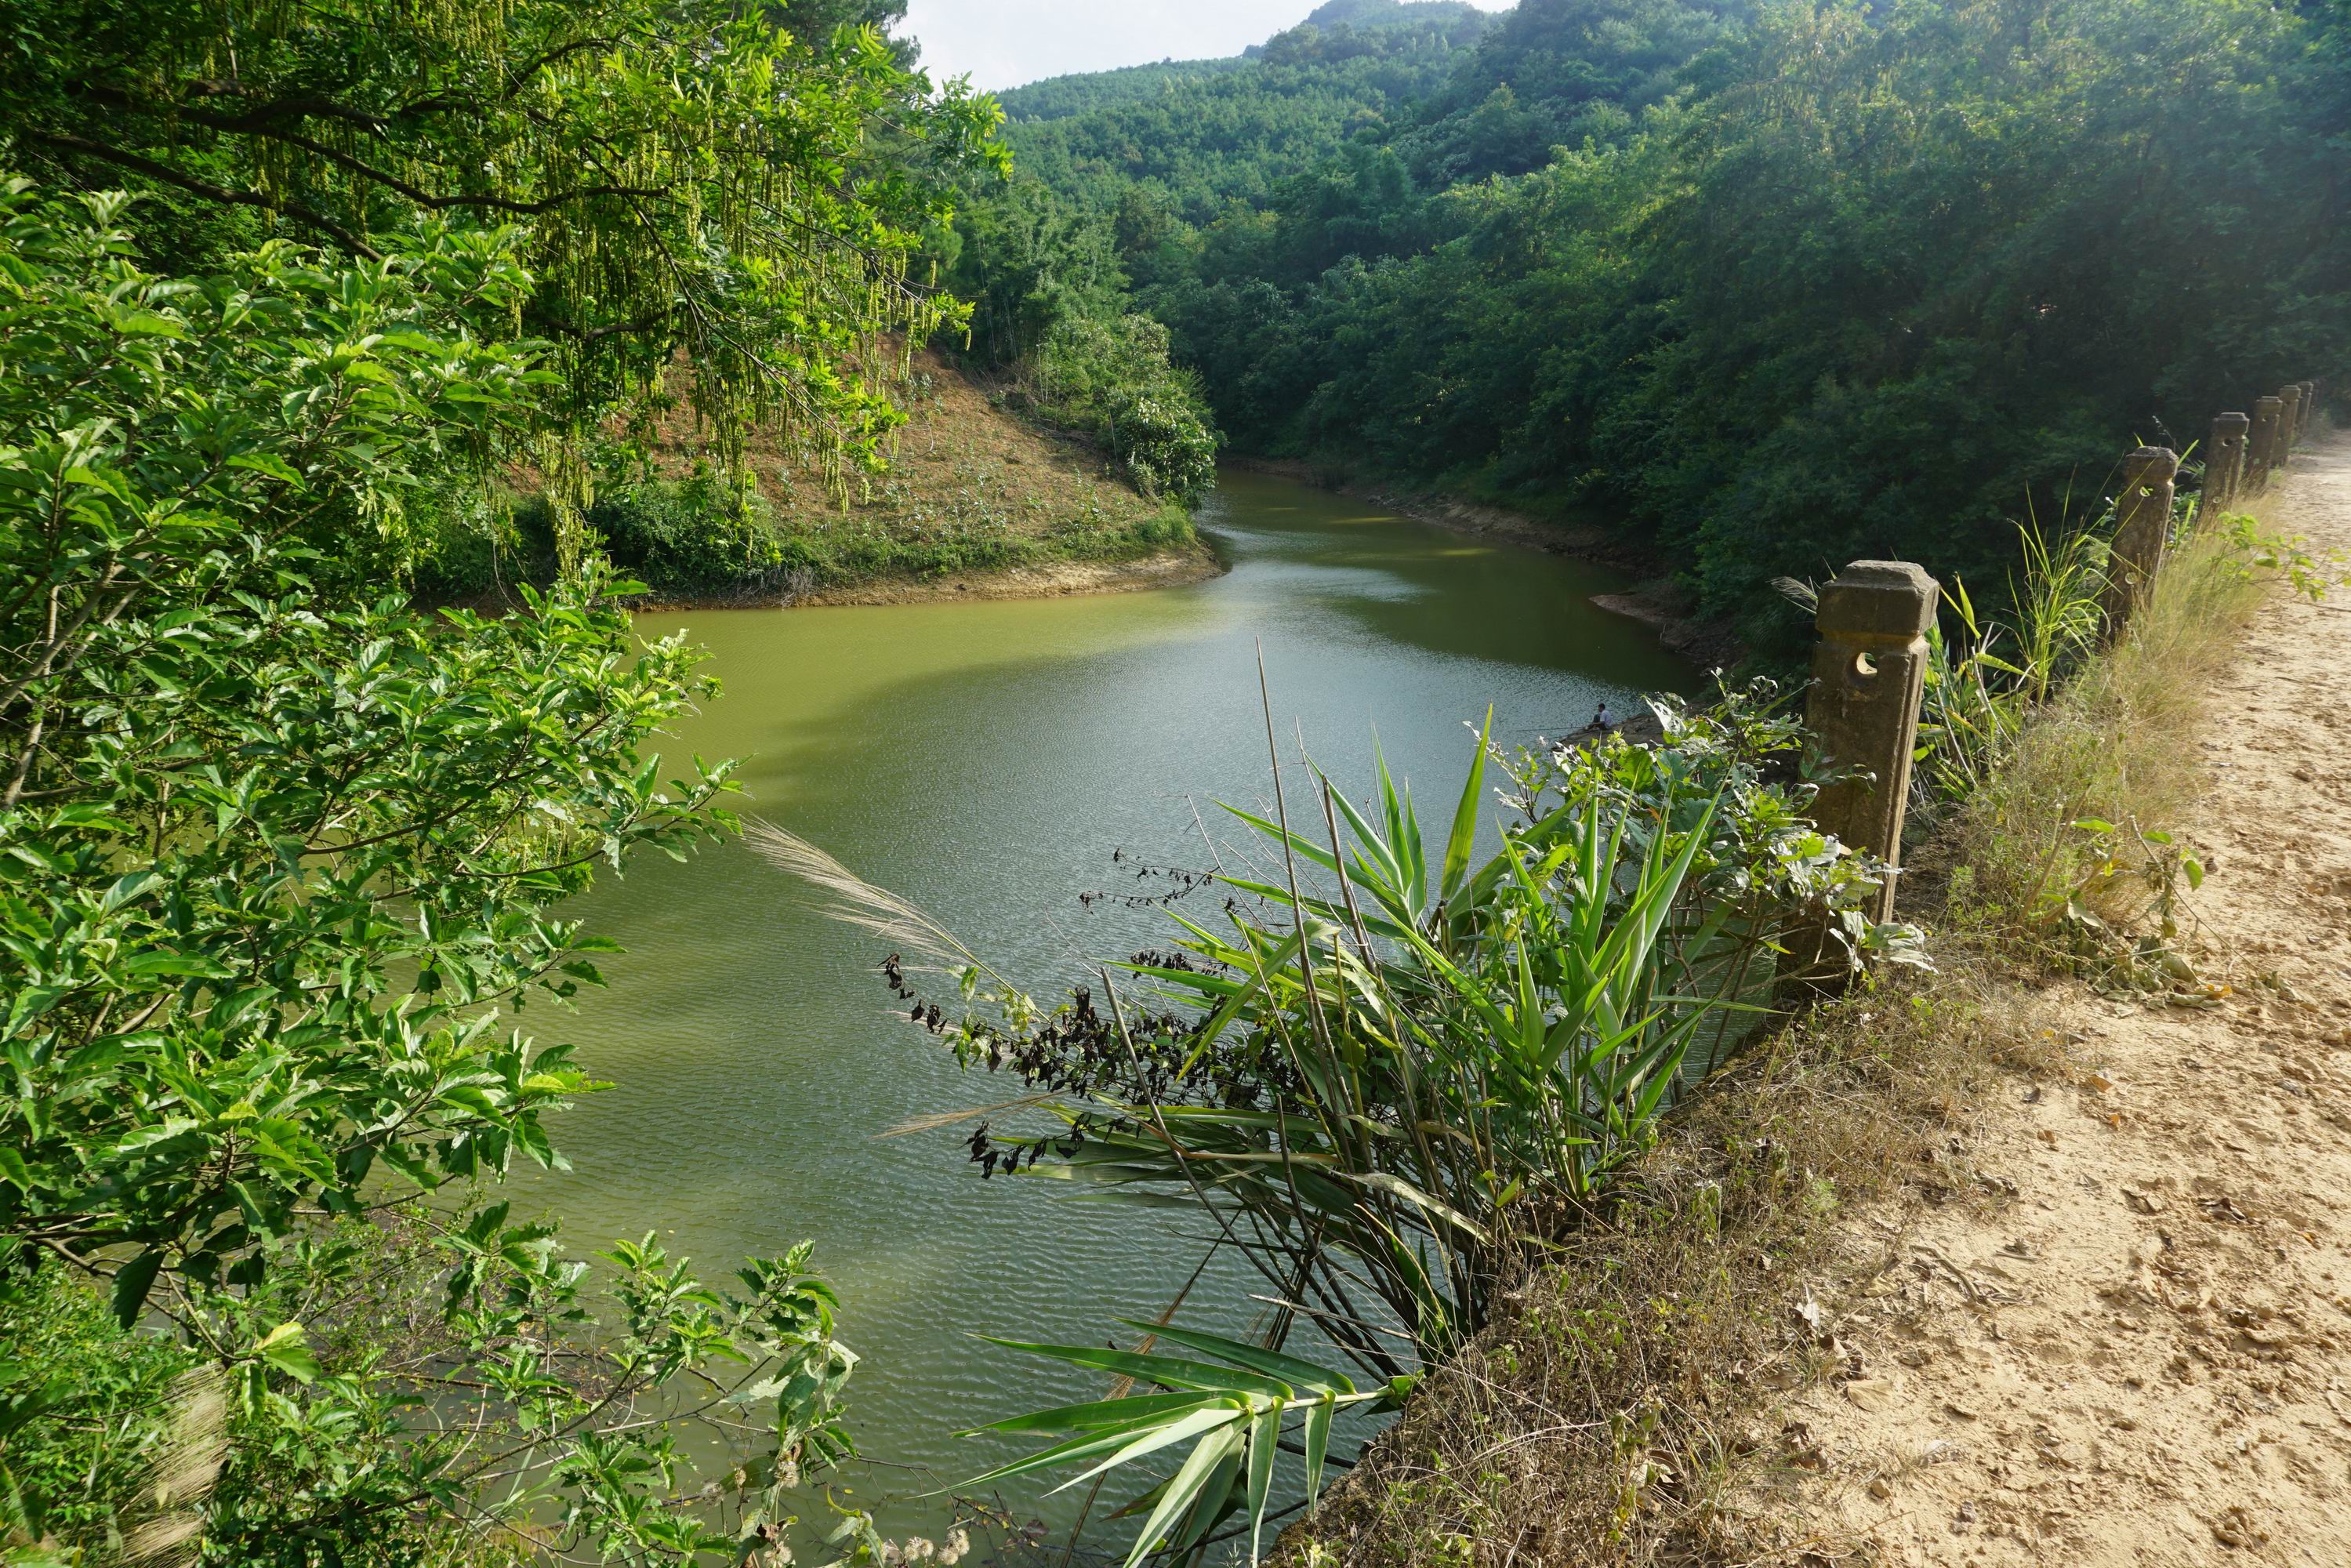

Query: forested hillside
<box><xmin>960</xmin><ymin>0</ymin><xmax>2351</xmax><ymax>641</ymax></box>
<box><xmin>996</xmin><ymin>1</ymin><xmax>1494</xmax><ymax>218</ymax></box>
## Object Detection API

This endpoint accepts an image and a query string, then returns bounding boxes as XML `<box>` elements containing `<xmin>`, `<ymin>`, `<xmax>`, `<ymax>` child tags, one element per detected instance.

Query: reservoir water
<box><xmin>532</xmin><ymin>470</ymin><xmax>1696</xmax><ymax>1537</ymax></box>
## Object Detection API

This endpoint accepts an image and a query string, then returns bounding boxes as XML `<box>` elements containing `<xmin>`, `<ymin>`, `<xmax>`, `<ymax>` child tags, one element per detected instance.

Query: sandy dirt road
<box><xmin>1749</xmin><ymin>437</ymin><xmax>2351</xmax><ymax>1567</ymax></box>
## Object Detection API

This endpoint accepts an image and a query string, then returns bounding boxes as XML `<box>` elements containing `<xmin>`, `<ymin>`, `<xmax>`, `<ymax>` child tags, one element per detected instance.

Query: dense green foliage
<box><xmin>0</xmin><ymin>0</ymin><xmax>1006</xmax><ymax>566</ymax></box>
<box><xmin>5</xmin><ymin>0</ymin><xmax>2344</xmax><ymax>1557</ymax></box>
<box><xmin>915</xmin><ymin>0</ymin><xmax>1520</xmax><ymax>509</ymax></box>
<box><xmin>417</xmin><ymin>476</ymin><xmax>1196</xmax><ymax>601</ymax></box>
<box><xmin>0</xmin><ymin>1272</ymin><xmax>194</xmax><ymax>1555</ymax></box>
<box><xmin>0</xmin><ymin>181</ymin><xmax>902</xmax><ymax>1565</ymax></box>
<box><xmin>937</xmin><ymin>185</ymin><xmax>1221</xmax><ymax>504</ymax></box>
<box><xmin>0</xmin><ymin>0</ymin><xmax>1005</xmax><ymax>1535</ymax></box>
<box><xmin>999</xmin><ymin>2</ymin><xmax>1495</xmax><ymax>221</ymax></box>
<box><xmin>985</xmin><ymin>0</ymin><xmax>2350</xmax><ymax>643</ymax></box>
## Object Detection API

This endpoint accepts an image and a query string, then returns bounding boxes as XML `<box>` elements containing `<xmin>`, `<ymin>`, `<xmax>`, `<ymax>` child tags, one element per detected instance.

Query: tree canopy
<box><xmin>0</xmin><ymin>4</ymin><xmax>1017</xmax><ymax>1559</ymax></box>
<box><xmin>977</xmin><ymin>0</ymin><xmax>2351</xmax><ymax>642</ymax></box>
<box><xmin>2</xmin><ymin>0</ymin><xmax>1009</xmax><ymax>563</ymax></box>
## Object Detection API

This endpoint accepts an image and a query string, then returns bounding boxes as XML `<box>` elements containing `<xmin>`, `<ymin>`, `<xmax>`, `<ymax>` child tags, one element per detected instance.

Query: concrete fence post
<box><xmin>2280</xmin><ymin>384</ymin><xmax>2306</xmax><ymax>463</ymax></box>
<box><xmin>2099</xmin><ymin>446</ymin><xmax>2178</xmax><ymax>637</ymax></box>
<box><xmin>2300</xmin><ymin>380</ymin><xmax>2320</xmax><ymax>437</ymax></box>
<box><xmin>1803</xmin><ymin>561</ymin><xmax>1937</xmax><ymax>936</ymax></box>
<box><xmin>2249</xmin><ymin>396</ymin><xmax>2284</xmax><ymax>489</ymax></box>
<box><xmin>2197</xmin><ymin>412</ymin><xmax>2250</xmax><ymax>524</ymax></box>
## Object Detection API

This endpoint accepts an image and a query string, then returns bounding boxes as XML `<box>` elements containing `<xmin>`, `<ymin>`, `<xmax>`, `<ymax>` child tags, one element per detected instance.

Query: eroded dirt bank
<box><xmin>1740</xmin><ymin>439</ymin><xmax>2351</xmax><ymax>1566</ymax></box>
<box><xmin>792</xmin><ymin>544</ymin><xmax>1221</xmax><ymax>605</ymax></box>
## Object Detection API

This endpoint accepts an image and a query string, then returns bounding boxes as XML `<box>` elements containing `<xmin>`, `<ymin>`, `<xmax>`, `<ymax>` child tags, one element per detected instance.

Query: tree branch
<box><xmin>20</xmin><ymin>130</ymin><xmax>383</xmax><ymax>260</ymax></box>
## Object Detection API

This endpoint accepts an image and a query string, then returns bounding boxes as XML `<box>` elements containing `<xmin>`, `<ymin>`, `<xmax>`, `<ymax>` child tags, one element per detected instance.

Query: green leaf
<box><xmin>1243</xmin><ymin>1399</ymin><xmax>1280</xmax><ymax>1563</ymax></box>
<box><xmin>100</xmin><ymin>868</ymin><xmax>161</xmax><ymax>913</ymax></box>
<box><xmin>123</xmin><ymin>949</ymin><xmax>234</xmax><ymax>980</ymax></box>
<box><xmin>1301</xmin><ymin>1397</ymin><xmax>1334</xmax><ymax>1514</ymax></box>
<box><xmin>1120</xmin><ymin>1425</ymin><xmax>1243</xmax><ymax>1568</ymax></box>
<box><xmin>1118</xmin><ymin>1322</ymin><xmax>1356</xmax><ymax>1396</ymax></box>
<box><xmin>969</xmin><ymin>1391</ymin><xmax>1221</xmax><ymax>1436</ymax></box>
<box><xmin>255</xmin><ymin>1322</ymin><xmax>320</xmax><ymax>1383</ymax></box>
<box><xmin>109</xmin><ymin>308</ymin><xmax>187</xmax><ymax>339</ymax></box>
<box><xmin>1439</xmin><ymin>706</ymin><xmax>1493</xmax><ymax>903</ymax></box>
<box><xmin>976</xmin><ymin>1337</ymin><xmax>1294</xmax><ymax>1399</ymax></box>
<box><xmin>226</xmin><ymin>452</ymin><xmax>303</xmax><ymax>484</ymax></box>
<box><xmin>111</xmin><ymin>1250</ymin><xmax>163</xmax><ymax>1328</ymax></box>
<box><xmin>1047</xmin><ymin>1401</ymin><xmax>1249</xmax><ymax>1498</ymax></box>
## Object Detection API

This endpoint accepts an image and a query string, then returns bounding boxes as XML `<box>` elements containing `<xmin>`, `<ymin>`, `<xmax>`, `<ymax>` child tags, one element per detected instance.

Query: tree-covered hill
<box><xmin>995</xmin><ymin>0</ymin><xmax>1496</xmax><ymax>220</ymax></box>
<box><xmin>996</xmin><ymin>57</ymin><xmax>1250</xmax><ymax>124</ymax></box>
<box><xmin>963</xmin><ymin>0</ymin><xmax>2351</xmax><ymax>645</ymax></box>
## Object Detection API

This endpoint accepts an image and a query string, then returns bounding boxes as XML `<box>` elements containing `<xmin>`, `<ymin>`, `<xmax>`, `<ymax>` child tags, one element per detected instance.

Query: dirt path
<box><xmin>1747</xmin><ymin>437</ymin><xmax>2351</xmax><ymax>1566</ymax></box>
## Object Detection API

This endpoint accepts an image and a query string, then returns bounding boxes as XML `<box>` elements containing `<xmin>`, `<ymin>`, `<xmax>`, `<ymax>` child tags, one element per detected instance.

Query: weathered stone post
<box><xmin>2282</xmin><ymin>384</ymin><xmax>2307</xmax><ymax>462</ymax></box>
<box><xmin>2197</xmin><ymin>412</ymin><xmax>2250</xmax><ymax>524</ymax></box>
<box><xmin>2300</xmin><ymin>381</ymin><xmax>2321</xmax><ymax>437</ymax></box>
<box><xmin>2099</xmin><ymin>447</ymin><xmax>2177</xmax><ymax>637</ymax></box>
<box><xmin>2249</xmin><ymin>396</ymin><xmax>2284</xmax><ymax>489</ymax></box>
<box><xmin>1803</xmin><ymin>562</ymin><xmax>1936</xmax><ymax>942</ymax></box>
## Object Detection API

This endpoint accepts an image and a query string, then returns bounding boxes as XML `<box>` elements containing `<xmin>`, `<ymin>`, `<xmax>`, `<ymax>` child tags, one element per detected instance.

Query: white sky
<box><xmin>905</xmin><ymin>0</ymin><xmax>1515</xmax><ymax>93</ymax></box>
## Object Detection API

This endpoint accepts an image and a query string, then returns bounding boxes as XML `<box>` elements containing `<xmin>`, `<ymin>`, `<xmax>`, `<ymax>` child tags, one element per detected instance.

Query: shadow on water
<box><xmin>518</xmin><ymin>470</ymin><xmax>1696</xmax><ymax>1537</ymax></box>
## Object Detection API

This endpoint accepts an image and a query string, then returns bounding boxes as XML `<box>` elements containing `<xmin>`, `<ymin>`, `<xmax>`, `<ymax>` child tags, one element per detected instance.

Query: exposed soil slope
<box><xmin>1742</xmin><ymin>437</ymin><xmax>2351</xmax><ymax>1566</ymax></box>
<box><xmin>644</xmin><ymin>350</ymin><xmax>1216</xmax><ymax>602</ymax></box>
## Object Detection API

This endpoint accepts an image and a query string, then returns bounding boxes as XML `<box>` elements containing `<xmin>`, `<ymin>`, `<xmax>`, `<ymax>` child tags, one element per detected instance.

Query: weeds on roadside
<box><xmin>1938</xmin><ymin>506</ymin><xmax>2336</xmax><ymax>985</ymax></box>
<box><xmin>1276</xmin><ymin>474</ymin><xmax>2340</xmax><ymax>1565</ymax></box>
<box><xmin>1779</xmin><ymin>484</ymin><xmax>2344</xmax><ymax>993</ymax></box>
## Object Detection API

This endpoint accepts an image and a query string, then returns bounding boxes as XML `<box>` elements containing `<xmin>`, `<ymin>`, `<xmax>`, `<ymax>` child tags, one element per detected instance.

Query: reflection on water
<box><xmin>523</xmin><ymin>470</ymin><xmax>1694</xmax><ymax>1534</ymax></box>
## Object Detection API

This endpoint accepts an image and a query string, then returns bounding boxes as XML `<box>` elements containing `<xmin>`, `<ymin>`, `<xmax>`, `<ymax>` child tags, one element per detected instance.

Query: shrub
<box><xmin>751</xmin><ymin>687</ymin><xmax>1928</xmax><ymax>1566</ymax></box>
<box><xmin>1033</xmin><ymin>314</ymin><xmax>1221</xmax><ymax>504</ymax></box>
<box><xmin>585</xmin><ymin>475</ymin><xmax>785</xmax><ymax>593</ymax></box>
<box><xmin>0</xmin><ymin>180</ymin><xmax>862</xmax><ymax>1565</ymax></box>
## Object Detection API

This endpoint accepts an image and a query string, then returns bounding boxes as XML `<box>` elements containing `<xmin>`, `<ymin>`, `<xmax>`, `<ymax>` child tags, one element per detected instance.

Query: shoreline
<box><xmin>797</xmin><ymin>542</ymin><xmax>1224</xmax><ymax>606</ymax></box>
<box><xmin>613</xmin><ymin>461</ymin><xmax>1737</xmax><ymax>660</ymax></box>
<box><xmin>625</xmin><ymin>539</ymin><xmax>1225</xmax><ymax>612</ymax></box>
<box><xmin>1224</xmin><ymin>456</ymin><xmax>1743</xmax><ymax>668</ymax></box>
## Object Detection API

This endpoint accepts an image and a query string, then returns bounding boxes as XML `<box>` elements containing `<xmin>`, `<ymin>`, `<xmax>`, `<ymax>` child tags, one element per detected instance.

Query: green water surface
<box><xmin>531</xmin><ymin>470</ymin><xmax>1696</xmax><ymax>1536</ymax></box>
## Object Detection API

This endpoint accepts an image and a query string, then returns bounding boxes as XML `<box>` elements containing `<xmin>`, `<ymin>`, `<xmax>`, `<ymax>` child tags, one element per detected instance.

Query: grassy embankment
<box><xmin>423</xmin><ymin>350</ymin><xmax>1214</xmax><ymax>605</ymax></box>
<box><xmin>1278</xmin><ymin>469</ymin><xmax>2303</xmax><ymax>1566</ymax></box>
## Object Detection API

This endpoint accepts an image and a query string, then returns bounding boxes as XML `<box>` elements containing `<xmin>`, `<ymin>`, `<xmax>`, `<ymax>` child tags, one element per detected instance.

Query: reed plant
<box><xmin>752</xmin><ymin>684</ymin><xmax>1925</xmax><ymax>1565</ymax></box>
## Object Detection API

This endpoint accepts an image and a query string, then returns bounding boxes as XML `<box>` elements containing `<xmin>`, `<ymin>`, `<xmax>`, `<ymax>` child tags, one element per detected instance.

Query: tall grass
<box><xmin>1825</xmin><ymin>503</ymin><xmax>2109</xmax><ymax>825</ymax></box>
<box><xmin>1885</xmin><ymin>481</ymin><xmax>2332</xmax><ymax>982</ymax></box>
<box><xmin>1943</xmin><ymin>518</ymin><xmax>2272</xmax><ymax>953</ymax></box>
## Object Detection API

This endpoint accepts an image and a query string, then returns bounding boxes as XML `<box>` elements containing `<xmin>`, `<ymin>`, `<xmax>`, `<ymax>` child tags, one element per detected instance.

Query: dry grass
<box><xmin>1277</xmin><ymin>499</ymin><xmax>2293</xmax><ymax>1568</ymax></box>
<box><xmin>1931</xmin><ymin>517</ymin><xmax>2273</xmax><ymax>950</ymax></box>
<box><xmin>1277</xmin><ymin>958</ymin><xmax>2054</xmax><ymax>1568</ymax></box>
<box><xmin>648</xmin><ymin>348</ymin><xmax>1175</xmax><ymax>543</ymax></box>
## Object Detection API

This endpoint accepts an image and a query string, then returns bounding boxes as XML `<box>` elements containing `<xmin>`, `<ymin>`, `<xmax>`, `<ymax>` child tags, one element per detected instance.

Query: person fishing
<box><xmin>1590</xmin><ymin>700</ymin><xmax>1615</xmax><ymax>733</ymax></box>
